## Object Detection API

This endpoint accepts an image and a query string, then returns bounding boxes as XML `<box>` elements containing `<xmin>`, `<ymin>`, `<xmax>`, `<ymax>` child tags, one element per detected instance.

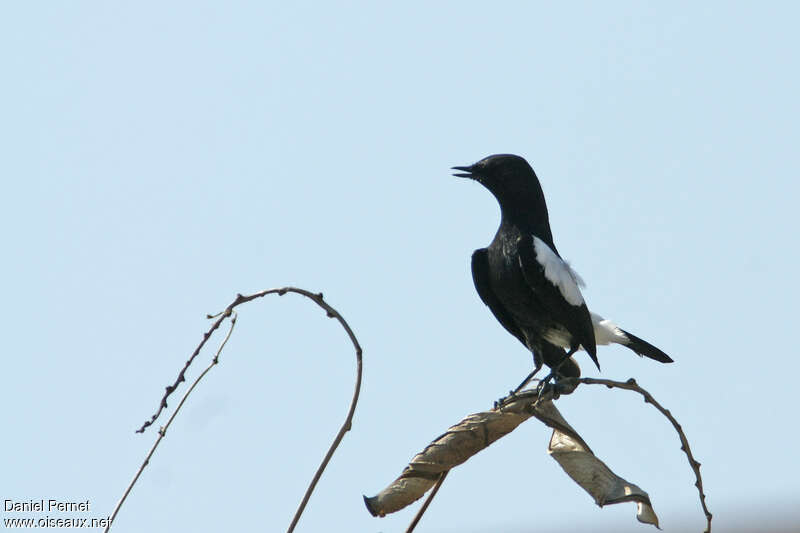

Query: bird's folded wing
<box><xmin>518</xmin><ymin>236</ymin><xmax>598</xmax><ymax>366</ymax></box>
<box><xmin>471</xmin><ymin>248</ymin><xmax>527</xmax><ymax>347</ymax></box>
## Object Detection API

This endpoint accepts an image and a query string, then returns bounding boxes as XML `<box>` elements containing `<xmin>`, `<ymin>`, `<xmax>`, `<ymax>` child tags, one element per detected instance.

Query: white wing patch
<box><xmin>532</xmin><ymin>236</ymin><xmax>586</xmax><ymax>306</ymax></box>
<box><xmin>590</xmin><ymin>312</ymin><xmax>630</xmax><ymax>346</ymax></box>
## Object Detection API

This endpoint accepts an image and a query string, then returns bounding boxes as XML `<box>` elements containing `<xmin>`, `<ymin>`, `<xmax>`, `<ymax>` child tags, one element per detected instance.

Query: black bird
<box><xmin>453</xmin><ymin>154</ymin><xmax>672</xmax><ymax>391</ymax></box>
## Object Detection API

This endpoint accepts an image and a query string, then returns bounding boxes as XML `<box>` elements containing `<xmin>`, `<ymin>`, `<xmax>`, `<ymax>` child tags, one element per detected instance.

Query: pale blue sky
<box><xmin>2</xmin><ymin>2</ymin><xmax>799</xmax><ymax>532</ymax></box>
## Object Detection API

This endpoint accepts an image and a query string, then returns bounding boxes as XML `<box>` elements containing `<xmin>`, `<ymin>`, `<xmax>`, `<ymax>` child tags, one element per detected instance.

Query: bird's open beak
<box><xmin>451</xmin><ymin>165</ymin><xmax>474</xmax><ymax>178</ymax></box>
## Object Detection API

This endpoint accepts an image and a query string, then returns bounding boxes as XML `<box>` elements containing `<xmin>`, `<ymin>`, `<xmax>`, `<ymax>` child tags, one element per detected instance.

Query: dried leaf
<box><xmin>364</xmin><ymin>394</ymin><xmax>538</xmax><ymax>516</ymax></box>
<box><xmin>537</xmin><ymin>400</ymin><xmax>660</xmax><ymax>528</ymax></box>
<box><xmin>365</xmin><ymin>390</ymin><xmax>660</xmax><ymax>529</ymax></box>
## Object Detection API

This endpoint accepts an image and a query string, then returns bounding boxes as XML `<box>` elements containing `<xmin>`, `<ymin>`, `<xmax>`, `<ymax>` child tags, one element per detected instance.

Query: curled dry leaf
<box><xmin>533</xmin><ymin>400</ymin><xmax>659</xmax><ymax>527</ymax></box>
<box><xmin>364</xmin><ymin>391</ymin><xmax>539</xmax><ymax>516</ymax></box>
<box><xmin>365</xmin><ymin>389</ymin><xmax>659</xmax><ymax>528</ymax></box>
<box><xmin>547</xmin><ymin>429</ymin><xmax>659</xmax><ymax>527</ymax></box>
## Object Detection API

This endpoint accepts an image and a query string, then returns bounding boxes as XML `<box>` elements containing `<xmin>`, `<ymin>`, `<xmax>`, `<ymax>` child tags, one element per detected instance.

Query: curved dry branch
<box><xmin>113</xmin><ymin>287</ymin><xmax>363</xmax><ymax>533</ymax></box>
<box><xmin>136</xmin><ymin>287</ymin><xmax>361</xmax><ymax>434</ymax></box>
<box><xmin>576</xmin><ymin>377</ymin><xmax>713</xmax><ymax>533</ymax></box>
<box><xmin>283</xmin><ymin>289</ymin><xmax>363</xmax><ymax>533</ymax></box>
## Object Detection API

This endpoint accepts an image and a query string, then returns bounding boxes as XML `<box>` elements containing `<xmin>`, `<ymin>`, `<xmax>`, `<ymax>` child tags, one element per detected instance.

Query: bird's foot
<box><xmin>494</xmin><ymin>390</ymin><xmax>518</xmax><ymax>409</ymax></box>
<box><xmin>535</xmin><ymin>371</ymin><xmax>559</xmax><ymax>402</ymax></box>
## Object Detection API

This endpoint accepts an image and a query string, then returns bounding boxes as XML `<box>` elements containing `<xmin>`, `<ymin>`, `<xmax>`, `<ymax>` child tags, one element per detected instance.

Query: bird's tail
<box><xmin>620</xmin><ymin>329</ymin><xmax>674</xmax><ymax>363</ymax></box>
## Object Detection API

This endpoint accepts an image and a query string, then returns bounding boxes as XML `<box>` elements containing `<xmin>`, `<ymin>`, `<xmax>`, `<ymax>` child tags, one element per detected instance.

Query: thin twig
<box><xmin>135</xmin><ymin>307</ymin><xmax>235</xmax><ymax>433</ymax></box>
<box><xmin>105</xmin><ymin>314</ymin><xmax>238</xmax><ymax>533</ymax></box>
<box><xmin>577</xmin><ymin>377</ymin><xmax>712</xmax><ymax>533</ymax></box>
<box><xmin>405</xmin><ymin>470</ymin><xmax>449</xmax><ymax>533</ymax></box>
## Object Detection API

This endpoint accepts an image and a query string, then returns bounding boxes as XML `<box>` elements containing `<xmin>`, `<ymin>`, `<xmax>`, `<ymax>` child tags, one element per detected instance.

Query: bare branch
<box><xmin>105</xmin><ymin>313</ymin><xmax>238</xmax><ymax>533</ymax></box>
<box><xmin>114</xmin><ymin>287</ymin><xmax>363</xmax><ymax>533</ymax></box>
<box><xmin>285</xmin><ymin>290</ymin><xmax>364</xmax><ymax>533</ymax></box>
<box><xmin>575</xmin><ymin>377</ymin><xmax>713</xmax><ymax>533</ymax></box>
<box><xmin>137</xmin><ymin>287</ymin><xmax>362</xmax><ymax>434</ymax></box>
<box><xmin>405</xmin><ymin>470</ymin><xmax>448</xmax><ymax>533</ymax></box>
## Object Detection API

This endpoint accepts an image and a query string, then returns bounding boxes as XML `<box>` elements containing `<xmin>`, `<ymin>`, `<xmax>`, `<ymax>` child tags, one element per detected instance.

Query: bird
<box><xmin>453</xmin><ymin>154</ymin><xmax>672</xmax><ymax>392</ymax></box>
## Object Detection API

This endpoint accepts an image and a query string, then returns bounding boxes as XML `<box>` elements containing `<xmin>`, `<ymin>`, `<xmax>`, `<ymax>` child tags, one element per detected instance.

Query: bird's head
<box><xmin>452</xmin><ymin>154</ymin><xmax>543</xmax><ymax>206</ymax></box>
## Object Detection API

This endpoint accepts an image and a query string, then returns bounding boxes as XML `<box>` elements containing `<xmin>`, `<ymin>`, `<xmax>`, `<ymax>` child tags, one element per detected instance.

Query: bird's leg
<box><xmin>514</xmin><ymin>348</ymin><xmax>545</xmax><ymax>393</ymax></box>
<box><xmin>536</xmin><ymin>347</ymin><xmax>578</xmax><ymax>401</ymax></box>
<box><xmin>512</xmin><ymin>364</ymin><xmax>542</xmax><ymax>395</ymax></box>
<box><xmin>495</xmin><ymin>359</ymin><xmax>543</xmax><ymax>408</ymax></box>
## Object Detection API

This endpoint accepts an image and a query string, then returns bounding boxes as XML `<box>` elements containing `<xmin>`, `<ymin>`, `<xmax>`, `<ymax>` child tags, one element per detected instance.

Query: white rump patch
<box><xmin>590</xmin><ymin>312</ymin><xmax>630</xmax><ymax>346</ymax></box>
<box><xmin>532</xmin><ymin>236</ymin><xmax>586</xmax><ymax>306</ymax></box>
<box><xmin>543</xmin><ymin>312</ymin><xmax>631</xmax><ymax>352</ymax></box>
